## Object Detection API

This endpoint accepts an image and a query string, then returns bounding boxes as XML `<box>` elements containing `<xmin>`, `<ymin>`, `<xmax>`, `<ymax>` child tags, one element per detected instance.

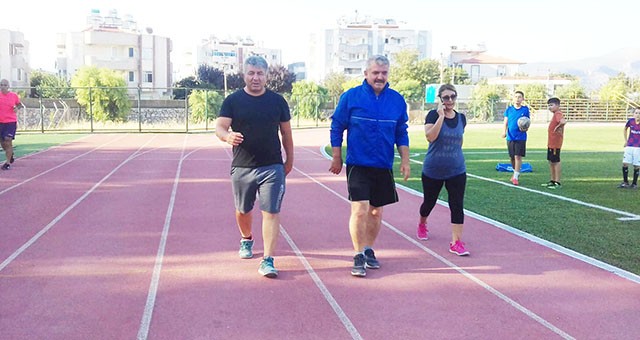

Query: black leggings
<box><xmin>420</xmin><ymin>172</ymin><xmax>466</xmax><ymax>224</ymax></box>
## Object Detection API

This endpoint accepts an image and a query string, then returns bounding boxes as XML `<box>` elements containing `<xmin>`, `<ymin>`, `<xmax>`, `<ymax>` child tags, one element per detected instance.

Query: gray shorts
<box><xmin>231</xmin><ymin>164</ymin><xmax>286</xmax><ymax>214</ymax></box>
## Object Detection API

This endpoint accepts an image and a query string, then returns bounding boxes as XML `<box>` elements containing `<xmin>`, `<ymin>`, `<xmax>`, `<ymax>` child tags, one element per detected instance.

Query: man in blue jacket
<box><xmin>329</xmin><ymin>55</ymin><xmax>410</xmax><ymax>277</ymax></box>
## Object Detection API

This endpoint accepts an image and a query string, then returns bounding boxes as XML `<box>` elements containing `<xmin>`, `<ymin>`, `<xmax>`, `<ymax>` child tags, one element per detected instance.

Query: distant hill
<box><xmin>519</xmin><ymin>47</ymin><xmax>640</xmax><ymax>90</ymax></box>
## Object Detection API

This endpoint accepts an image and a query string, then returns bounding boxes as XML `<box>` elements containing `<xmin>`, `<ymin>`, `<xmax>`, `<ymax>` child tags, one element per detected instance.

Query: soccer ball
<box><xmin>517</xmin><ymin>116</ymin><xmax>531</xmax><ymax>131</ymax></box>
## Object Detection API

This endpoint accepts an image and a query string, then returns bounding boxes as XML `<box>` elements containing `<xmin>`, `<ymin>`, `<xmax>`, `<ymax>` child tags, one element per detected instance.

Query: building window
<box><xmin>143</xmin><ymin>72</ymin><xmax>153</xmax><ymax>83</ymax></box>
<box><xmin>497</xmin><ymin>65</ymin><xmax>506</xmax><ymax>77</ymax></box>
<box><xmin>128</xmin><ymin>71</ymin><xmax>135</xmax><ymax>82</ymax></box>
<box><xmin>129</xmin><ymin>47</ymin><xmax>134</xmax><ymax>58</ymax></box>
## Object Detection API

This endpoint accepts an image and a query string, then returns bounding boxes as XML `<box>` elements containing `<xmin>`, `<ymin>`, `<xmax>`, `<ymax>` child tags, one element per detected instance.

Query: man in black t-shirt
<box><xmin>215</xmin><ymin>56</ymin><xmax>294</xmax><ymax>278</ymax></box>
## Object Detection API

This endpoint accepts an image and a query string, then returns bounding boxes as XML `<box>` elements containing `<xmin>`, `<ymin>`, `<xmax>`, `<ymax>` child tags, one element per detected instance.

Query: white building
<box><xmin>308</xmin><ymin>13</ymin><xmax>432</xmax><ymax>82</ymax></box>
<box><xmin>0</xmin><ymin>29</ymin><xmax>29</xmax><ymax>88</ymax></box>
<box><xmin>192</xmin><ymin>35</ymin><xmax>282</xmax><ymax>76</ymax></box>
<box><xmin>448</xmin><ymin>44</ymin><xmax>524</xmax><ymax>83</ymax></box>
<box><xmin>56</xmin><ymin>9</ymin><xmax>172</xmax><ymax>99</ymax></box>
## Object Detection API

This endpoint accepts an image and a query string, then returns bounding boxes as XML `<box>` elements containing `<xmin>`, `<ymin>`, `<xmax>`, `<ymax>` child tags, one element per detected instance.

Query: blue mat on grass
<box><xmin>496</xmin><ymin>163</ymin><xmax>532</xmax><ymax>172</ymax></box>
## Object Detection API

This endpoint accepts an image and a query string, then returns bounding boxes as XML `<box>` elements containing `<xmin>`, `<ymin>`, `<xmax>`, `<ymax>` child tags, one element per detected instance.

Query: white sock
<box><xmin>514</xmin><ymin>171</ymin><xmax>520</xmax><ymax>179</ymax></box>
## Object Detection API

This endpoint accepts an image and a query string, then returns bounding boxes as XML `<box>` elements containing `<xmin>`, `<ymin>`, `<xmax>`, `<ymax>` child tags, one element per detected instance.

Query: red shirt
<box><xmin>547</xmin><ymin>110</ymin><xmax>564</xmax><ymax>149</ymax></box>
<box><xmin>0</xmin><ymin>91</ymin><xmax>20</xmax><ymax>123</ymax></box>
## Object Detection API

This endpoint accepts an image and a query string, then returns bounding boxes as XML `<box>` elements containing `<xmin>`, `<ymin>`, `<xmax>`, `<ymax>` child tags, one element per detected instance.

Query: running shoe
<box><xmin>351</xmin><ymin>253</ymin><xmax>366</xmax><ymax>277</ymax></box>
<box><xmin>238</xmin><ymin>238</ymin><xmax>254</xmax><ymax>259</ymax></box>
<box><xmin>510</xmin><ymin>177</ymin><xmax>519</xmax><ymax>186</ymax></box>
<box><xmin>363</xmin><ymin>248</ymin><xmax>380</xmax><ymax>269</ymax></box>
<box><xmin>449</xmin><ymin>240</ymin><xmax>470</xmax><ymax>256</ymax></box>
<box><xmin>541</xmin><ymin>181</ymin><xmax>554</xmax><ymax>187</ymax></box>
<box><xmin>1</xmin><ymin>163</ymin><xmax>10</xmax><ymax>170</ymax></box>
<box><xmin>417</xmin><ymin>223</ymin><xmax>429</xmax><ymax>240</ymax></box>
<box><xmin>618</xmin><ymin>182</ymin><xmax>630</xmax><ymax>189</ymax></box>
<box><xmin>258</xmin><ymin>256</ymin><xmax>278</xmax><ymax>278</ymax></box>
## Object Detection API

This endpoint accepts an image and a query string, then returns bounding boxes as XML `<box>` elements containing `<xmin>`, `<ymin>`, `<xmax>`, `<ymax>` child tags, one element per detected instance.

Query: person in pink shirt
<box><xmin>0</xmin><ymin>79</ymin><xmax>21</xmax><ymax>170</ymax></box>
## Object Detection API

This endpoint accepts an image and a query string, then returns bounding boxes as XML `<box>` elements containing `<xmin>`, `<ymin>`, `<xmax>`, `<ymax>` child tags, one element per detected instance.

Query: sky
<box><xmin>4</xmin><ymin>0</ymin><xmax>639</xmax><ymax>72</ymax></box>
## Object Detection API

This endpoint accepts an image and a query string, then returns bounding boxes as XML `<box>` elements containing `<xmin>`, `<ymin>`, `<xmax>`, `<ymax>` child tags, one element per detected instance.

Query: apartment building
<box><xmin>55</xmin><ymin>9</ymin><xmax>172</xmax><ymax>99</ymax></box>
<box><xmin>0</xmin><ymin>29</ymin><xmax>30</xmax><ymax>88</ymax></box>
<box><xmin>307</xmin><ymin>14</ymin><xmax>432</xmax><ymax>82</ymax></box>
<box><xmin>193</xmin><ymin>35</ymin><xmax>282</xmax><ymax>76</ymax></box>
<box><xmin>448</xmin><ymin>44</ymin><xmax>524</xmax><ymax>83</ymax></box>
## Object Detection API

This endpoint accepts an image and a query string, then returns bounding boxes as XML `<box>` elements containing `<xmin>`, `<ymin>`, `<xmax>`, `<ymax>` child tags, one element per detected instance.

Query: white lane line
<box><xmin>280</xmin><ymin>225</ymin><xmax>363</xmax><ymax>340</ymax></box>
<box><xmin>293</xmin><ymin>160</ymin><xmax>575</xmax><ymax>340</ymax></box>
<box><xmin>137</xmin><ymin>135</ymin><xmax>189</xmax><ymax>340</ymax></box>
<box><xmin>0</xmin><ymin>135</ymin><xmax>129</xmax><ymax>196</ymax></box>
<box><xmin>0</xmin><ymin>135</ymin><xmax>159</xmax><ymax>273</ymax></box>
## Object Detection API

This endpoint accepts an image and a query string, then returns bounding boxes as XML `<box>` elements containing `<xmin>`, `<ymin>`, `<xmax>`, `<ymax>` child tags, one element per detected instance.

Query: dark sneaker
<box><xmin>363</xmin><ymin>248</ymin><xmax>380</xmax><ymax>269</ymax></box>
<box><xmin>541</xmin><ymin>181</ymin><xmax>554</xmax><ymax>187</ymax></box>
<box><xmin>631</xmin><ymin>184</ymin><xmax>638</xmax><ymax>189</ymax></box>
<box><xmin>1</xmin><ymin>163</ymin><xmax>10</xmax><ymax>170</ymax></box>
<box><xmin>618</xmin><ymin>182</ymin><xmax>630</xmax><ymax>189</ymax></box>
<box><xmin>238</xmin><ymin>238</ymin><xmax>254</xmax><ymax>259</ymax></box>
<box><xmin>351</xmin><ymin>253</ymin><xmax>366</xmax><ymax>277</ymax></box>
<box><xmin>547</xmin><ymin>182</ymin><xmax>561</xmax><ymax>189</ymax></box>
<box><xmin>258</xmin><ymin>256</ymin><xmax>278</xmax><ymax>278</ymax></box>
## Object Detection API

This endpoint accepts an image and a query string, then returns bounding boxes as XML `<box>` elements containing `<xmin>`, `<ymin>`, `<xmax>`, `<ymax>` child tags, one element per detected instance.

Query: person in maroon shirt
<box><xmin>0</xmin><ymin>79</ymin><xmax>21</xmax><ymax>170</ymax></box>
<box><xmin>619</xmin><ymin>108</ymin><xmax>640</xmax><ymax>188</ymax></box>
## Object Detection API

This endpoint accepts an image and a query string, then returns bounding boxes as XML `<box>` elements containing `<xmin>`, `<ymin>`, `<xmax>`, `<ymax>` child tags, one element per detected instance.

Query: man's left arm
<box><xmin>397</xmin><ymin>145</ymin><xmax>410</xmax><ymax>181</ymax></box>
<box><xmin>280</xmin><ymin>120</ymin><xmax>294</xmax><ymax>175</ymax></box>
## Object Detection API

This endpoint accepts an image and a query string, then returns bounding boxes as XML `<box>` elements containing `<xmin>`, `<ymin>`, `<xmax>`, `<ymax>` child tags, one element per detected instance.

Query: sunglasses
<box><xmin>441</xmin><ymin>94</ymin><xmax>457</xmax><ymax>101</ymax></box>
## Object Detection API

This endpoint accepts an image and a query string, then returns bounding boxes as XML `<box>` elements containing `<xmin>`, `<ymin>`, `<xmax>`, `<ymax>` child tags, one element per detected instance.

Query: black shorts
<box><xmin>0</xmin><ymin>122</ymin><xmax>17</xmax><ymax>140</ymax></box>
<box><xmin>346</xmin><ymin>165</ymin><xmax>398</xmax><ymax>207</ymax></box>
<box><xmin>547</xmin><ymin>148</ymin><xmax>561</xmax><ymax>163</ymax></box>
<box><xmin>507</xmin><ymin>140</ymin><xmax>526</xmax><ymax>158</ymax></box>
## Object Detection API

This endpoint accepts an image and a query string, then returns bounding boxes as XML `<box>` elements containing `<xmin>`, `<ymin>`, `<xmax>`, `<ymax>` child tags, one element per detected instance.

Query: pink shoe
<box><xmin>510</xmin><ymin>177</ymin><xmax>519</xmax><ymax>186</ymax></box>
<box><xmin>417</xmin><ymin>223</ymin><xmax>429</xmax><ymax>240</ymax></box>
<box><xmin>449</xmin><ymin>240</ymin><xmax>470</xmax><ymax>256</ymax></box>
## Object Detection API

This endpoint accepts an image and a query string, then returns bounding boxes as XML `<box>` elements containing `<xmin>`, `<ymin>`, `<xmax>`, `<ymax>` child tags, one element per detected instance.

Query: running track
<box><xmin>0</xmin><ymin>130</ymin><xmax>638</xmax><ymax>340</ymax></box>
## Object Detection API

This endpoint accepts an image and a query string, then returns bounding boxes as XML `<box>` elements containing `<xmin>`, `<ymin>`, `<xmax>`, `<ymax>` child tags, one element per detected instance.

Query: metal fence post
<box><xmin>137</xmin><ymin>86</ymin><xmax>142</xmax><ymax>132</ymax></box>
<box><xmin>89</xmin><ymin>87</ymin><xmax>94</xmax><ymax>133</ymax></box>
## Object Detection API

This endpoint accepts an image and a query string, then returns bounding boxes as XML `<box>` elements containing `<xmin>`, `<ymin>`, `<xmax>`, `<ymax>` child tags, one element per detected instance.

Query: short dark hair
<box><xmin>515</xmin><ymin>90</ymin><xmax>525</xmax><ymax>97</ymax></box>
<box><xmin>547</xmin><ymin>97</ymin><xmax>560</xmax><ymax>105</ymax></box>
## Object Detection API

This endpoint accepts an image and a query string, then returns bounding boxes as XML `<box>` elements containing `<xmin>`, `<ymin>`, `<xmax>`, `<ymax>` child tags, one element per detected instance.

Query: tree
<box><xmin>266</xmin><ymin>65</ymin><xmax>295</xmax><ymax>93</ymax></box>
<box><xmin>516</xmin><ymin>84</ymin><xmax>548</xmax><ymax>101</ymax></box>
<box><xmin>197</xmin><ymin>65</ymin><xmax>223</xmax><ymax>89</ymax></box>
<box><xmin>555</xmin><ymin>80</ymin><xmax>588</xmax><ymax>99</ymax></box>
<box><xmin>29</xmin><ymin>70</ymin><xmax>74</xmax><ymax>98</ymax></box>
<box><xmin>290</xmin><ymin>81</ymin><xmax>329</xmax><ymax>120</ymax></box>
<box><xmin>468</xmin><ymin>79</ymin><xmax>509</xmax><ymax>122</ymax></box>
<box><xmin>342</xmin><ymin>78</ymin><xmax>362</xmax><ymax>92</ymax></box>
<box><xmin>70</xmin><ymin>66</ymin><xmax>131</xmax><ymax>122</ymax></box>
<box><xmin>392</xmin><ymin>79</ymin><xmax>423</xmax><ymax>102</ymax></box>
<box><xmin>599</xmin><ymin>72</ymin><xmax>631</xmax><ymax>101</ymax></box>
<box><xmin>389</xmin><ymin>49</ymin><xmax>440</xmax><ymax>87</ymax></box>
<box><xmin>173</xmin><ymin>76</ymin><xmax>200</xmax><ymax>100</ymax></box>
<box><xmin>442</xmin><ymin>67</ymin><xmax>470</xmax><ymax>85</ymax></box>
<box><xmin>188</xmin><ymin>89</ymin><xmax>223</xmax><ymax>123</ymax></box>
<box><xmin>323</xmin><ymin>72</ymin><xmax>348</xmax><ymax>98</ymax></box>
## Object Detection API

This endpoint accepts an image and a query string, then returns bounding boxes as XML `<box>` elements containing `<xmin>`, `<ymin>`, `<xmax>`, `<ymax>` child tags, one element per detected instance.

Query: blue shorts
<box><xmin>231</xmin><ymin>164</ymin><xmax>286</xmax><ymax>214</ymax></box>
<box><xmin>0</xmin><ymin>122</ymin><xmax>17</xmax><ymax>140</ymax></box>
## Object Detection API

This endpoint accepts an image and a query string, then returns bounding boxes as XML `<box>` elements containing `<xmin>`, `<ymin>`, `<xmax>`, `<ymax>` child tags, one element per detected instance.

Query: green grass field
<box><xmin>404</xmin><ymin>122</ymin><xmax>639</xmax><ymax>276</ymax></box>
<box><xmin>11</xmin><ymin>133</ymin><xmax>87</xmax><ymax>159</ymax></box>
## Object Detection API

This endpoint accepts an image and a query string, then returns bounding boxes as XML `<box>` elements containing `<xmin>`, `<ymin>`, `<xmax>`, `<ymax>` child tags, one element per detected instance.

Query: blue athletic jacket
<box><xmin>330</xmin><ymin>80</ymin><xmax>409</xmax><ymax>169</ymax></box>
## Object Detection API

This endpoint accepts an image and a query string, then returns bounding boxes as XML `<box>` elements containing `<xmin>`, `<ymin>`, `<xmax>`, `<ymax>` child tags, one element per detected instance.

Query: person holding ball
<box><xmin>501</xmin><ymin>90</ymin><xmax>530</xmax><ymax>185</ymax></box>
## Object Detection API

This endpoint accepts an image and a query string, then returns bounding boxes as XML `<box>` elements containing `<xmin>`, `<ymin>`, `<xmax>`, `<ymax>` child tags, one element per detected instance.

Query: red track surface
<box><xmin>0</xmin><ymin>130</ymin><xmax>638</xmax><ymax>340</ymax></box>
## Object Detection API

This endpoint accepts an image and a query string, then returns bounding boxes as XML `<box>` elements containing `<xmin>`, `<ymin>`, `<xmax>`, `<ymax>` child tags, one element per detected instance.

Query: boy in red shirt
<box><xmin>542</xmin><ymin>97</ymin><xmax>566</xmax><ymax>188</ymax></box>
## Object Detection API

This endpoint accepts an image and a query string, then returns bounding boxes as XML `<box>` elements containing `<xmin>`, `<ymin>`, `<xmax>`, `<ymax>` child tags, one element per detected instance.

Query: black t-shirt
<box><xmin>425</xmin><ymin>109</ymin><xmax>467</xmax><ymax>129</ymax></box>
<box><xmin>219</xmin><ymin>89</ymin><xmax>291</xmax><ymax>167</ymax></box>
